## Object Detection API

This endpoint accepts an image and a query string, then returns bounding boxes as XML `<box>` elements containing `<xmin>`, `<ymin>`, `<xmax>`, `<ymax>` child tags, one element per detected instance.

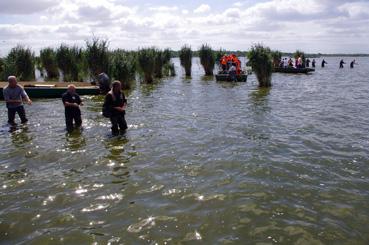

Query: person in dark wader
<box><xmin>97</xmin><ymin>72</ymin><xmax>111</xmax><ymax>94</ymax></box>
<box><xmin>350</xmin><ymin>60</ymin><xmax>358</xmax><ymax>68</ymax></box>
<box><xmin>312</xmin><ymin>59</ymin><xmax>316</xmax><ymax>68</ymax></box>
<box><xmin>103</xmin><ymin>81</ymin><xmax>128</xmax><ymax>136</ymax></box>
<box><xmin>62</xmin><ymin>84</ymin><xmax>83</xmax><ymax>132</ymax></box>
<box><xmin>339</xmin><ymin>59</ymin><xmax>345</xmax><ymax>68</ymax></box>
<box><xmin>306</xmin><ymin>58</ymin><xmax>311</xmax><ymax>67</ymax></box>
<box><xmin>3</xmin><ymin>76</ymin><xmax>32</xmax><ymax>125</ymax></box>
<box><xmin>321</xmin><ymin>59</ymin><xmax>327</xmax><ymax>68</ymax></box>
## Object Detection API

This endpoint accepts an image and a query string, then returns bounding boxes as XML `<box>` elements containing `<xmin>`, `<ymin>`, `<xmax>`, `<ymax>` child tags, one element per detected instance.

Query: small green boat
<box><xmin>273</xmin><ymin>67</ymin><xmax>315</xmax><ymax>74</ymax></box>
<box><xmin>0</xmin><ymin>85</ymin><xmax>100</xmax><ymax>99</ymax></box>
<box><xmin>215</xmin><ymin>73</ymin><xmax>248</xmax><ymax>82</ymax></box>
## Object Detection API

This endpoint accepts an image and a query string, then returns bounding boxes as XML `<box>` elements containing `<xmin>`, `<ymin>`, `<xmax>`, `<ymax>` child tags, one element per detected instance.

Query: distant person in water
<box><xmin>297</xmin><ymin>56</ymin><xmax>303</xmax><ymax>68</ymax></box>
<box><xmin>3</xmin><ymin>76</ymin><xmax>32</xmax><ymax>125</ymax></box>
<box><xmin>350</xmin><ymin>60</ymin><xmax>358</xmax><ymax>68</ymax></box>
<box><xmin>97</xmin><ymin>72</ymin><xmax>111</xmax><ymax>94</ymax></box>
<box><xmin>306</xmin><ymin>58</ymin><xmax>310</xmax><ymax>67</ymax></box>
<box><xmin>103</xmin><ymin>81</ymin><xmax>128</xmax><ymax>136</ymax></box>
<box><xmin>321</xmin><ymin>59</ymin><xmax>328</xmax><ymax>68</ymax></box>
<box><xmin>339</xmin><ymin>59</ymin><xmax>345</xmax><ymax>68</ymax></box>
<box><xmin>312</xmin><ymin>59</ymin><xmax>316</xmax><ymax>68</ymax></box>
<box><xmin>62</xmin><ymin>84</ymin><xmax>83</xmax><ymax>132</ymax></box>
<box><xmin>288</xmin><ymin>58</ymin><xmax>294</xmax><ymax>67</ymax></box>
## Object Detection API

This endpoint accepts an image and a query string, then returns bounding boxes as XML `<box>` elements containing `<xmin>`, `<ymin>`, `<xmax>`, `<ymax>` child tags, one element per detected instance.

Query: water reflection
<box><xmin>103</xmin><ymin>136</ymin><xmax>131</xmax><ymax>185</ymax></box>
<box><xmin>140</xmin><ymin>82</ymin><xmax>161</xmax><ymax>97</ymax></box>
<box><xmin>249</xmin><ymin>87</ymin><xmax>271</xmax><ymax>106</ymax></box>
<box><xmin>64</xmin><ymin>129</ymin><xmax>86</xmax><ymax>152</ymax></box>
<box><xmin>10</xmin><ymin>126</ymin><xmax>32</xmax><ymax>148</ymax></box>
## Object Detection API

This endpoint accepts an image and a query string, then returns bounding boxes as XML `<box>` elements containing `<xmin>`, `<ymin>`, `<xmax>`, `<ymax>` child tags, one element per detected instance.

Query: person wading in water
<box><xmin>321</xmin><ymin>59</ymin><xmax>328</xmax><ymax>68</ymax></box>
<box><xmin>103</xmin><ymin>81</ymin><xmax>128</xmax><ymax>136</ymax></box>
<box><xmin>62</xmin><ymin>84</ymin><xmax>83</xmax><ymax>132</ymax></box>
<box><xmin>3</xmin><ymin>76</ymin><xmax>32</xmax><ymax>126</ymax></box>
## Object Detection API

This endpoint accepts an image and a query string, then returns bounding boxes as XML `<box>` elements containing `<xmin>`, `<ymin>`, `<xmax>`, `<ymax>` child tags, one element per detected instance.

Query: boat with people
<box><xmin>215</xmin><ymin>54</ymin><xmax>248</xmax><ymax>82</ymax></box>
<box><xmin>215</xmin><ymin>72</ymin><xmax>247</xmax><ymax>82</ymax></box>
<box><xmin>273</xmin><ymin>67</ymin><xmax>315</xmax><ymax>74</ymax></box>
<box><xmin>0</xmin><ymin>82</ymin><xmax>100</xmax><ymax>99</ymax></box>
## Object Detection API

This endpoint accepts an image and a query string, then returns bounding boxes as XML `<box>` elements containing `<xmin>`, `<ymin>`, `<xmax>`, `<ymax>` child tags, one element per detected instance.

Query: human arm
<box><xmin>62</xmin><ymin>94</ymin><xmax>79</xmax><ymax>108</ymax></box>
<box><xmin>19</xmin><ymin>87</ymin><xmax>32</xmax><ymax>105</ymax></box>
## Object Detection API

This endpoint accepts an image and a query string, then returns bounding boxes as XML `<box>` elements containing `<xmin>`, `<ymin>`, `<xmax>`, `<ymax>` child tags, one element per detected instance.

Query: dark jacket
<box><xmin>104</xmin><ymin>91</ymin><xmax>127</xmax><ymax>116</ymax></box>
<box><xmin>62</xmin><ymin>92</ymin><xmax>82</xmax><ymax>114</ymax></box>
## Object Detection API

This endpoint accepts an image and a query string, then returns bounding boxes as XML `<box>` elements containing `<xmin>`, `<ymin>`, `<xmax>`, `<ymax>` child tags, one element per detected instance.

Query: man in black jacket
<box><xmin>62</xmin><ymin>84</ymin><xmax>83</xmax><ymax>132</ymax></box>
<box><xmin>103</xmin><ymin>81</ymin><xmax>127</xmax><ymax>136</ymax></box>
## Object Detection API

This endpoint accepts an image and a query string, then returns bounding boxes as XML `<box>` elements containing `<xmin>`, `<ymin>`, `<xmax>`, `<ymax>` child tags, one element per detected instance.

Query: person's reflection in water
<box><xmin>10</xmin><ymin>125</ymin><xmax>32</xmax><ymax>148</ymax></box>
<box><xmin>64</xmin><ymin>130</ymin><xmax>86</xmax><ymax>152</ymax></box>
<box><xmin>103</xmin><ymin>136</ymin><xmax>132</xmax><ymax>186</ymax></box>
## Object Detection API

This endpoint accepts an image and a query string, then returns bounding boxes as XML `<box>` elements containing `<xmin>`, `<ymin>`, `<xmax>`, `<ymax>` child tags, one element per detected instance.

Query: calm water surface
<box><xmin>1</xmin><ymin>57</ymin><xmax>369</xmax><ymax>244</ymax></box>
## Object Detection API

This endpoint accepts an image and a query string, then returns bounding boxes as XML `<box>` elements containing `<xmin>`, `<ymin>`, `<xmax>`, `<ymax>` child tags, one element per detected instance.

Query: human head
<box><xmin>67</xmin><ymin>84</ymin><xmax>76</xmax><ymax>94</ymax></box>
<box><xmin>8</xmin><ymin>76</ymin><xmax>17</xmax><ymax>88</ymax></box>
<box><xmin>112</xmin><ymin>80</ymin><xmax>121</xmax><ymax>93</ymax></box>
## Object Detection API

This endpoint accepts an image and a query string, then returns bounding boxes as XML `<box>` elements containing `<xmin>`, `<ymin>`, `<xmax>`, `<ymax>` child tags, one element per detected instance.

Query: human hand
<box><xmin>27</xmin><ymin>99</ymin><xmax>32</xmax><ymax>105</ymax></box>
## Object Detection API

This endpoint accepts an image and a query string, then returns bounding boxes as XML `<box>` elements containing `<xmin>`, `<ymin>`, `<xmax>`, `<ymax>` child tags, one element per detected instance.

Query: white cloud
<box><xmin>194</xmin><ymin>4</ymin><xmax>211</xmax><ymax>14</ymax></box>
<box><xmin>0</xmin><ymin>0</ymin><xmax>369</xmax><ymax>54</ymax></box>
<box><xmin>149</xmin><ymin>6</ymin><xmax>178</xmax><ymax>12</ymax></box>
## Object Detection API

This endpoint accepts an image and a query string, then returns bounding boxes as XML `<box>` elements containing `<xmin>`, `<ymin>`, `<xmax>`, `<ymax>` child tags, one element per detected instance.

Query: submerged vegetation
<box><xmin>247</xmin><ymin>44</ymin><xmax>273</xmax><ymax>87</ymax></box>
<box><xmin>179</xmin><ymin>45</ymin><xmax>192</xmax><ymax>76</ymax></box>
<box><xmin>199</xmin><ymin>44</ymin><xmax>215</xmax><ymax>75</ymax></box>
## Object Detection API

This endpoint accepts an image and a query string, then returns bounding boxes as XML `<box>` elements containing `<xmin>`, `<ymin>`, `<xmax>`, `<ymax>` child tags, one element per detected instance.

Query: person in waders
<box><xmin>103</xmin><ymin>81</ymin><xmax>128</xmax><ymax>136</ymax></box>
<box><xmin>3</xmin><ymin>76</ymin><xmax>32</xmax><ymax>126</ymax></box>
<box><xmin>62</xmin><ymin>84</ymin><xmax>83</xmax><ymax>132</ymax></box>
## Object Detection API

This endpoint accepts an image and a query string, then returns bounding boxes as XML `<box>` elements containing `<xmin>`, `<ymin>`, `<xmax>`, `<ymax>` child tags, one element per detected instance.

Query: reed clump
<box><xmin>271</xmin><ymin>50</ymin><xmax>282</xmax><ymax>68</ymax></box>
<box><xmin>56</xmin><ymin>44</ymin><xmax>85</xmax><ymax>82</ymax></box>
<box><xmin>110</xmin><ymin>50</ymin><xmax>136</xmax><ymax>89</ymax></box>
<box><xmin>247</xmin><ymin>44</ymin><xmax>273</xmax><ymax>87</ymax></box>
<box><xmin>40</xmin><ymin>47</ymin><xmax>59</xmax><ymax>80</ymax></box>
<box><xmin>179</xmin><ymin>45</ymin><xmax>192</xmax><ymax>76</ymax></box>
<box><xmin>137</xmin><ymin>48</ymin><xmax>156</xmax><ymax>83</ymax></box>
<box><xmin>2</xmin><ymin>45</ymin><xmax>35</xmax><ymax>81</ymax></box>
<box><xmin>85</xmin><ymin>38</ymin><xmax>110</xmax><ymax>80</ymax></box>
<box><xmin>199</xmin><ymin>44</ymin><xmax>215</xmax><ymax>75</ymax></box>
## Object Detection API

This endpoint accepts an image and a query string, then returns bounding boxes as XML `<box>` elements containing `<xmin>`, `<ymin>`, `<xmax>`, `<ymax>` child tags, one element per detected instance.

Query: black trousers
<box><xmin>7</xmin><ymin>106</ymin><xmax>27</xmax><ymax>124</ymax></box>
<box><xmin>110</xmin><ymin>114</ymin><xmax>127</xmax><ymax>136</ymax></box>
<box><xmin>65</xmin><ymin>110</ymin><xmax>82</xmax><ymax>132</ymax></box>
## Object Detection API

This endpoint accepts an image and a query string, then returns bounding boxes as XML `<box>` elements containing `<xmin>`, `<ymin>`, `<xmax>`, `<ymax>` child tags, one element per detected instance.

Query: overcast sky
<box><xmin>0</xmin><ymin>0</ymin><xmax>369</xmax><ymax>55</ymax></box>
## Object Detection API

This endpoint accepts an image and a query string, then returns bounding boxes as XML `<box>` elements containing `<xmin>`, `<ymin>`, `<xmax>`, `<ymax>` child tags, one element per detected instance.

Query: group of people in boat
<box><xmin>3</xmin><ymin>75</ymin><xmax>128</xmax><ymax>136</ymax></box>
<box><xmin>219</xmin><ymin>54</ymin><xmax>243</xmax><ymax>81</ymax></box>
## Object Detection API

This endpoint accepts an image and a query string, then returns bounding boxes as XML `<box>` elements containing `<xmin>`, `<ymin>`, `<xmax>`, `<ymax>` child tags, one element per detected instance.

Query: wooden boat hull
<box><xmin>215</xmin><ymin>74</ymin><xmax>247</xmax><ymax>82</ymax></box>
<box><xmin>274</xmin><ymin>67</ymin><xmax>315</xmax><ymax>74</ymax></box>
<box><xmin>0</xmin><ymin>86</ymin><xmax>100</xmax><ymax>99</ymax></box>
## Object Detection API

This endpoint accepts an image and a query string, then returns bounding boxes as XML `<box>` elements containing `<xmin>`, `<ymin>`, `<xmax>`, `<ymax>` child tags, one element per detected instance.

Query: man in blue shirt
<box><xmin>3</xmin><ymin>76</ymin><xmax>32</xmax><ymax>125</ymax></box>
<box><xmin>62</xmin><ymin>84</ymin><xmax>83</xmax><ymax>132</ymax></box>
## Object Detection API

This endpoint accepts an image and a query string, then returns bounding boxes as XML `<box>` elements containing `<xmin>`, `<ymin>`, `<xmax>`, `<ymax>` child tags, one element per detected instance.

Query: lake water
<box><xmin>1</xmin><ymin>57</ymin><xmax>369</xmax><ymax>244</ymax></box>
